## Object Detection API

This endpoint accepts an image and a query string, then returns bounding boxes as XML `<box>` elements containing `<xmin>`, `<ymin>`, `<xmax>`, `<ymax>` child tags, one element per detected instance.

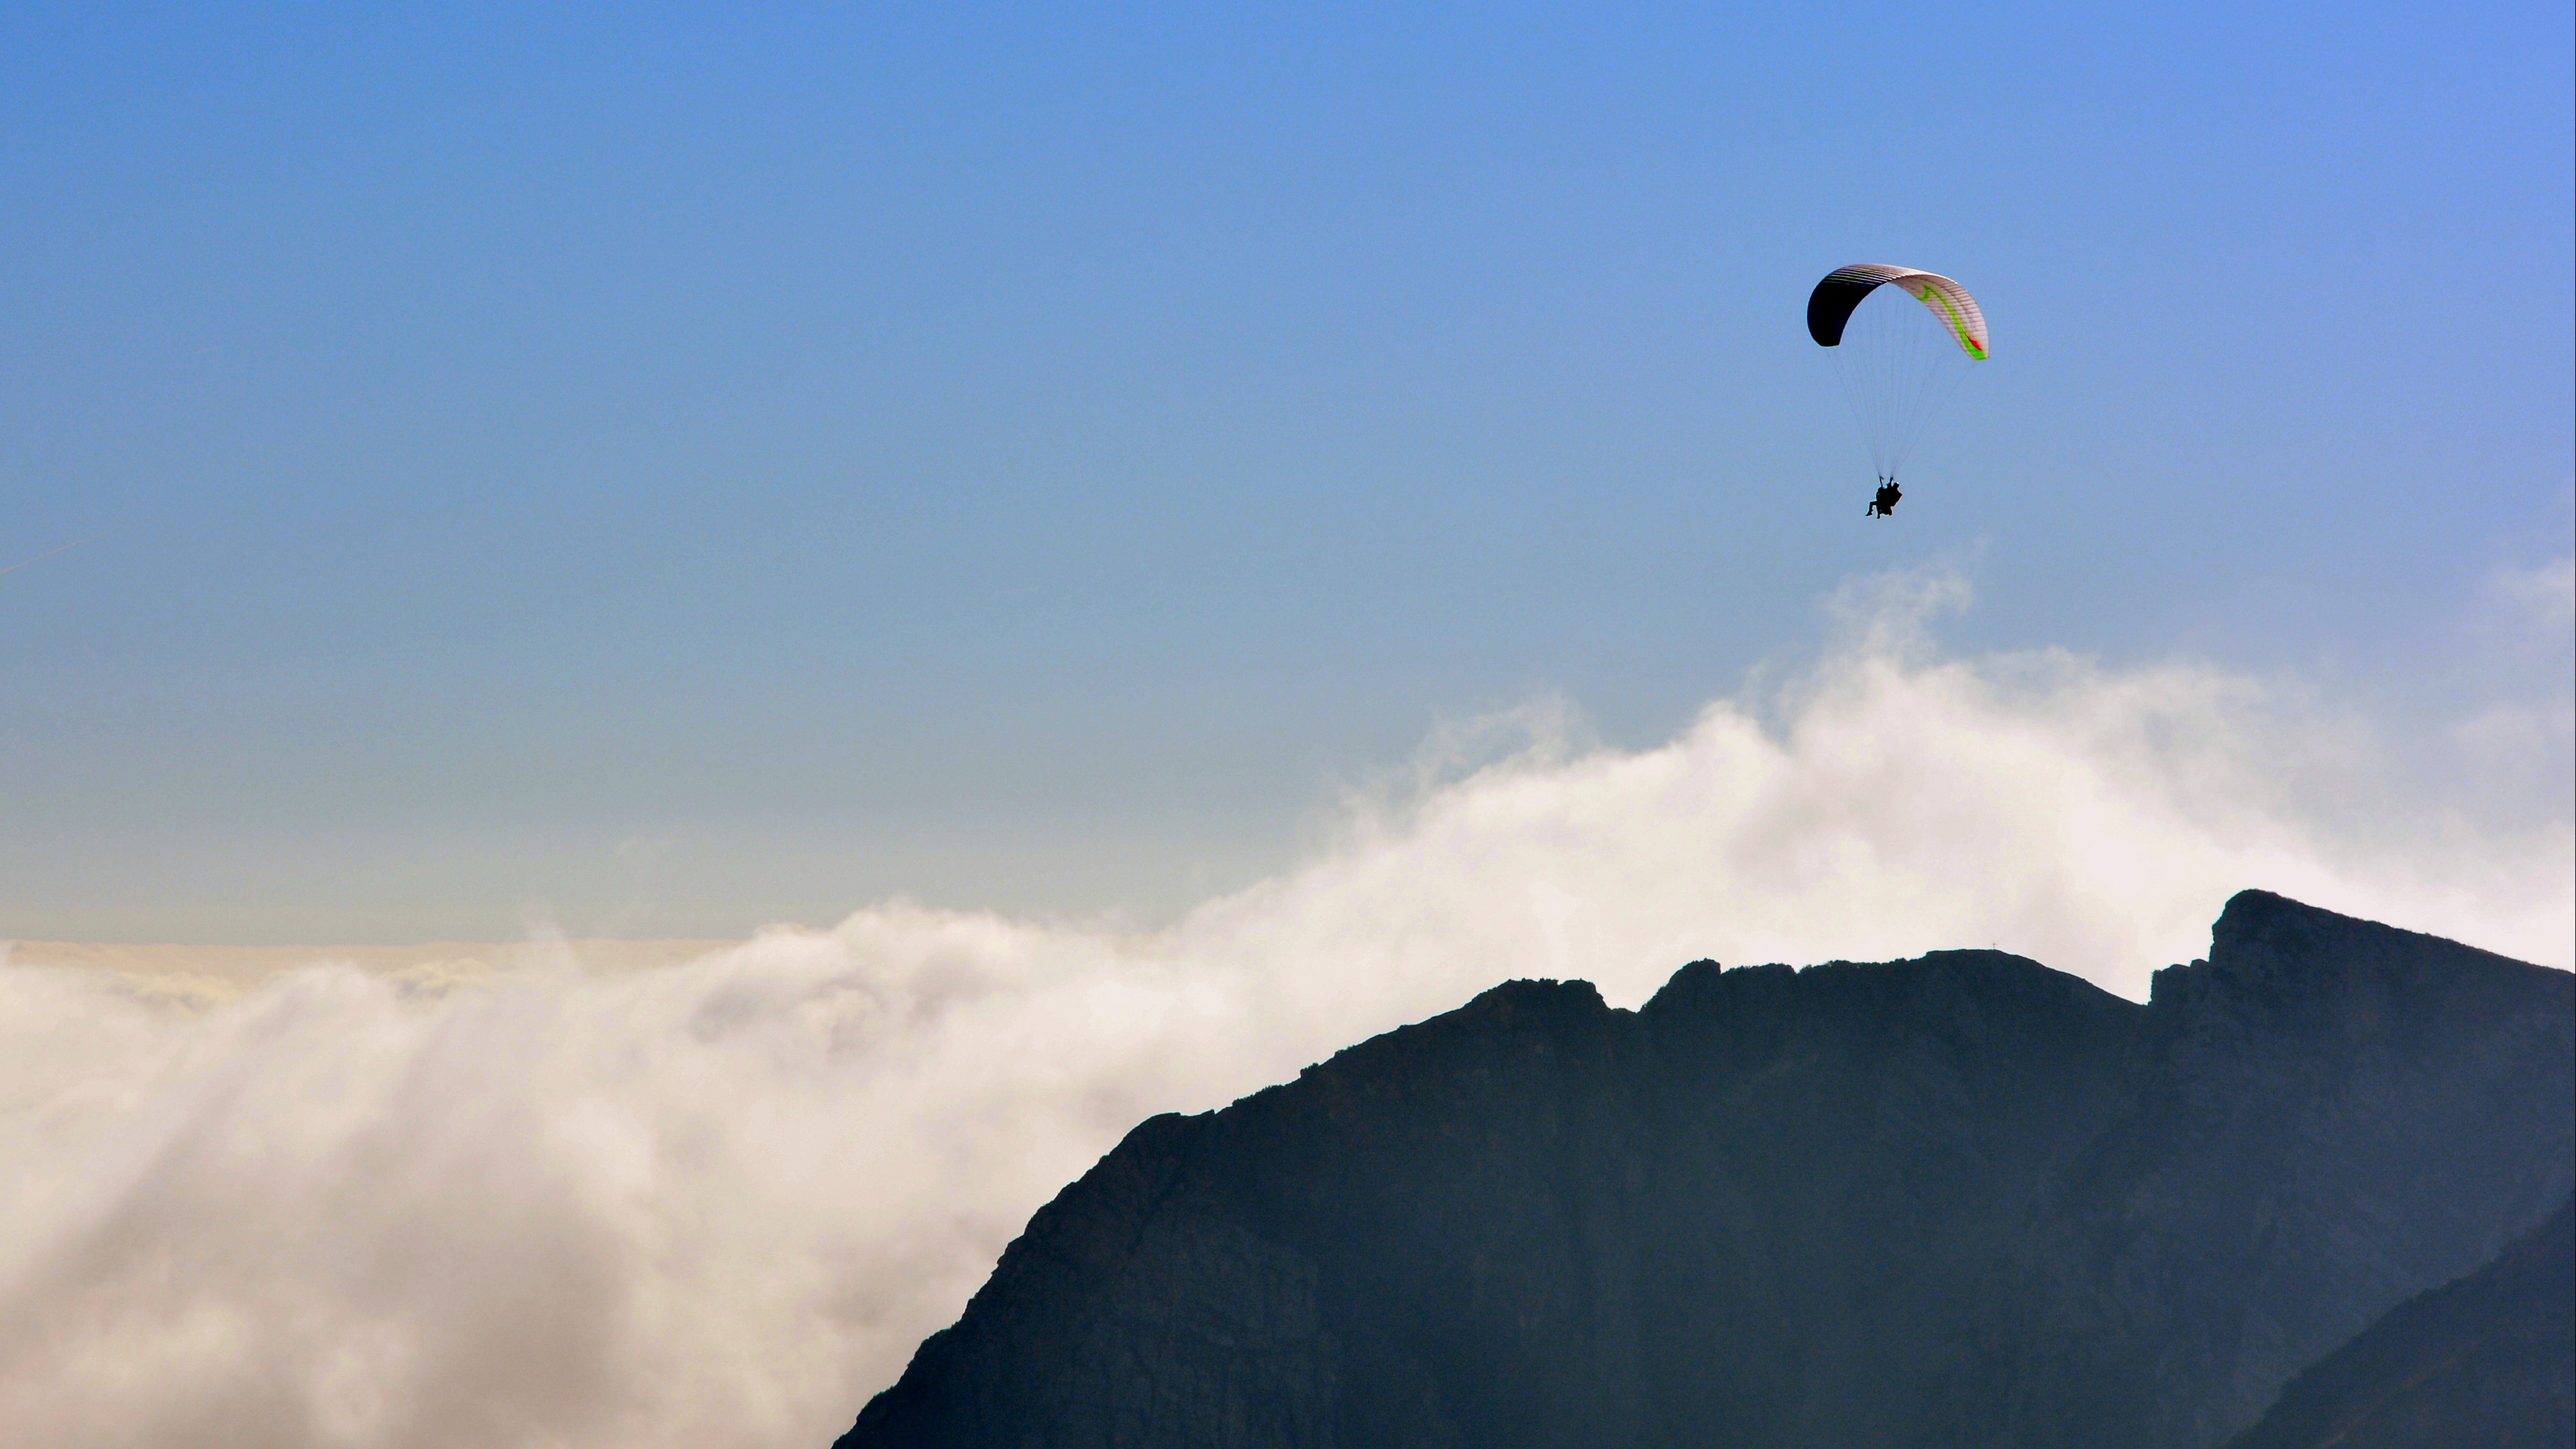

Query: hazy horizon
<box><xmin>11</xmin><ymin>550</ymin><xmax>2572</xmax><ymax>966</ymax></box>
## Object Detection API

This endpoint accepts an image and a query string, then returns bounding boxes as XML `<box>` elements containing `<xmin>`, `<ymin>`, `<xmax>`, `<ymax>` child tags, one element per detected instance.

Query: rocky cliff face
<box><xmin>2222</xmin><ymin>1193</ymin><xmax>2573</xmax><ymax>1449</ymax></box>
<box><xmin>835</xmin><ymin>892</ymin><xmax>2575</xmax><ymax>1449</ymax></box>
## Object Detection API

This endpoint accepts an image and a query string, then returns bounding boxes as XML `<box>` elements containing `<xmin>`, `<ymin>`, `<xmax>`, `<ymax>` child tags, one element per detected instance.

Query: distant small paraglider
<box><xmin>1808</xmin><ymin>265</ymin><xmax>1988</xmax><ymax>515</ymax></box>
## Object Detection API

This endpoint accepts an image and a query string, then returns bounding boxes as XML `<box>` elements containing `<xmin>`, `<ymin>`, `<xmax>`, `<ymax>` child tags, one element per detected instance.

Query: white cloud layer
<box><xmin>3</xmin><ymin>566</ymin><xmax>2567</xmax><ymax>1448</ymax></box>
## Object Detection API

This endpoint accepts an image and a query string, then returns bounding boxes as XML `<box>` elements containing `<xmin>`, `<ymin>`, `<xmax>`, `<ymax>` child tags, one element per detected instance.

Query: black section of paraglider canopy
<box><xmin>1807</xmin><ymin>274</ymin><xmax>1886</xmax><ymax>347</ymax></box>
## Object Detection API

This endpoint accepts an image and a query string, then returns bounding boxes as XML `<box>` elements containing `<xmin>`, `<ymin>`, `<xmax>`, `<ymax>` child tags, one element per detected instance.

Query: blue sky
<box><xmin>4</xmin><ymin>1</ymin><xmax>2569</xmax><ymax>942</ymax></box>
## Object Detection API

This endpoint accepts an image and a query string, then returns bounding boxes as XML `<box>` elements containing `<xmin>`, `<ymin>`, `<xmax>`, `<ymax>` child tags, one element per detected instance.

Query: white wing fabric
<box><xmin>1807</xmin><ymin>265</ymin><xmax>1988</xmax><ymax>359</ymax></box>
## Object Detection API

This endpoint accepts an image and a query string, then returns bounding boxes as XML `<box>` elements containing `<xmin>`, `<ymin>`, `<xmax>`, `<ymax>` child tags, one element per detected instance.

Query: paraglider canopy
<box><xmin>1807</xmin><ymin>265</ymin><xmax>1988</xmax><ymax>358</ymax></box>
<box><xmin>1808</xmin><ymin>264</ymin><xmax>1988</xmax><ymax>492</ymax></box>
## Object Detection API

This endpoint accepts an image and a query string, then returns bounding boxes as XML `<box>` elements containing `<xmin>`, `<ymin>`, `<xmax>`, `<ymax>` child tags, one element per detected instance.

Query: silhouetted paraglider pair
<box><xmin>1807</xmin><ymin>264</ymin><xmax>1989</xmax><ymax>517</ymax></box>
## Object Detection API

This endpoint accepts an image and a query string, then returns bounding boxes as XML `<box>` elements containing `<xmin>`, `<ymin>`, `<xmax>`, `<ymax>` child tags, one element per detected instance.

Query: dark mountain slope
<box><xmin>2224</xmin><ymin>1193</ymin><xmax>2574</xmax><ymax>1449</ymax></box>
<box><xmin>837</xmin><ymin>892</ymin><xmax>2574</xmax><ymax>1449</ymax></box>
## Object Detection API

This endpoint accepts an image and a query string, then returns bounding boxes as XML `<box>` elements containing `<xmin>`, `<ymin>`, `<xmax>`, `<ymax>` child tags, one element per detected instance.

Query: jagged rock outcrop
<box><xmin>2223</xmin><ymin>1193</ymin><xmax>2573</xmax><ymax>1449</ymax></box>
<box><xmin>835</xmin><ymin>892</ymin><xmax>2575</xmax><ymax>1448</ymax></box>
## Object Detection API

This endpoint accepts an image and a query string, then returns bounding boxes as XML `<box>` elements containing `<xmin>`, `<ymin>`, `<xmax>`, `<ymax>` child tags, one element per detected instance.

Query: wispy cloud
<box><xmin>1</xmin><ymin>565</ymin><xmax>2565</xmax><ymax>1447</ymax></box>
<box><xmin>2493</xmin><ymin>555</ymin><xmax>2575</xmax><ymax>628</ymax></box>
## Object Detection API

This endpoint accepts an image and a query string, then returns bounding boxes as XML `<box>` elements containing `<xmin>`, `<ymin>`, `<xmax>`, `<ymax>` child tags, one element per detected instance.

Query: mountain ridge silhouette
<box><xmin>836</xmin><ymin>890</ymin><xmax>2574</xmax><ymax>1448</ymax></box>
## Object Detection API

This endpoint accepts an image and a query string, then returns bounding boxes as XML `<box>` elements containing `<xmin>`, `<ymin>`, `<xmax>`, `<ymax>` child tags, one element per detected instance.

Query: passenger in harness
<box><xmin>1866</xmin><ymin>478</ymin><xmax>1901</xmax><ymax>518</ymax></box>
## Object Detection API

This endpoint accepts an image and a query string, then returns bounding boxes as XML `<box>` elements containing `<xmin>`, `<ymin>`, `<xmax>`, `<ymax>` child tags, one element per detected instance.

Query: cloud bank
<box><xmin>3</xmin><ymin>567</ymin><xmax>2567</xmax><ymax>1448</ymax></box>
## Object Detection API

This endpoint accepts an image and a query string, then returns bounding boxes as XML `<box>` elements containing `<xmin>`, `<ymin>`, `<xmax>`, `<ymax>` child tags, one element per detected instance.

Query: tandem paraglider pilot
<box><xmin>1866</xmin><ymin>479</ymin><xmax>1902</xmax><ymax>518</ymax></box>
